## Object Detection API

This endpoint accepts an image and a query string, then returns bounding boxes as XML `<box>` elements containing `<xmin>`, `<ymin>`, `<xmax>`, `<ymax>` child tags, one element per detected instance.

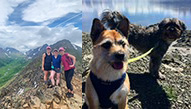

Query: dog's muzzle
<box><xmin>110</xmin><ymin>52</ymin><xmax>127</xmax><ymax>70</ymax></box>
<box><xmin>113</xmin><ymin>51</ymin><xmax>127</xmax><ymax>61</ymax></box>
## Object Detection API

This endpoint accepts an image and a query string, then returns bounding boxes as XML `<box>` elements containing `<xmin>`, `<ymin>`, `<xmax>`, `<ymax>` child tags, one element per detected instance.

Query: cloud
<box><xmin>0</xmin><ymin>25</ymin><xmax>82</xmax><ymax>52</ymax></box>
<box><xmin>0</xmin><ymin>0</ymin><xmax>82</xmax><ymax>53</ymax></box>
<box><xmin>22</xmin><ymin>0</ymin><xmax>82</xmax><ymax>23</ymax></box>
<box><xmin>0</xmin><ymin>0</ymin><xmax>26</xmax><ymax>26</ymax></box>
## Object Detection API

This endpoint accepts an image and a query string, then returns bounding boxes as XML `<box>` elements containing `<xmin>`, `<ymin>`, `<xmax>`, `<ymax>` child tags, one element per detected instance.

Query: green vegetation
<box><xmin>0</xmin><ymin>57</ymin><xmax>29</xmax><ymax>88</ymax></box>
<box><xmin>163</xmin><ymin>86</ymin><xmax>177</xmax><ymax>101</ymax></box>
<box><xmin>0</xmin><ymin>58</ymin><xmax>13</xmax><ymax>68</ymax></box>
<box><xmin>24</xmin><ymin>87</ymin><xmax>32</xmax><ymax>93</ymax></box>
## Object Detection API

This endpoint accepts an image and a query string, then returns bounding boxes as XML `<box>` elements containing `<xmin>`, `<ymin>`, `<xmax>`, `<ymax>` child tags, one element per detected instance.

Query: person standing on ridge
<box><xmin>59</xmin><ymin>47</ymin><xmax>76</xmax><ymax>98</ymax></box>
<box><xmin>49</xmin><ymin>49</ymin><xmax>62</xmax><ymax>87</ymax></box>
<box><xmin>42</xmin><ymin>46</ymin><xmax>52</xmax><ymax>86</ymax></box>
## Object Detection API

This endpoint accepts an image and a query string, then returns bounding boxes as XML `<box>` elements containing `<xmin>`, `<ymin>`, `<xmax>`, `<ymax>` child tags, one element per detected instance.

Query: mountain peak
<box><xmin>5</xmin><ymin>47</ymin><xmax>20</xmax><ymax>53</ymax></box>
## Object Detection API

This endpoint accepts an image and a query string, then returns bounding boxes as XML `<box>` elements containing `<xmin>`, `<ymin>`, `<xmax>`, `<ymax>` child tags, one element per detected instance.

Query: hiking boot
<box><xmin>48</xmin><ymin>85</ymin><xmax>55</xmax><ymax>88</ymax></box>
<box><xmin>68</xmin><ymin>92</ymin><xmax>74</xmax><ymax>98</ymax></box>
<box><xmin>70</xmin><ymin>93</ymin><xmax>74</xmax><ymax>97</ymax></box>
<box><xmin>66</xmin><ymin>92</ymin><xmax>72</xmax><ymax>98</ymax></box>
<box><xmin>47</xmin><ymin>79</ymin><xmax>51</xmax><ymax>86</ymax></box>
<box><xmin>44</xmin><ymin>81</ymin><xmax>48</xmax><ymax>85</ymax></box>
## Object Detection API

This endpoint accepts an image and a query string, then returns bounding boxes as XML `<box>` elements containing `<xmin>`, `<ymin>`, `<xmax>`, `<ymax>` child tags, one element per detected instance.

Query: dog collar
<box><xmin>90</xmin><ymin>71</ymin><xmax>126</xmax><ymax>108</ymax></box>
<box><xmin>90</xmin><ymin>71</ymin><xmax>126</xmax><ymax>85</ymax></box>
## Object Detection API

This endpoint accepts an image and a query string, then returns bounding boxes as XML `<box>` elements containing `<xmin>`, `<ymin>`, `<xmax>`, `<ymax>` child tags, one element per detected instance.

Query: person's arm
<box><xmin>42</xmin><ymin>53</ymin><xmax>45</xmax><ymax>71</ymax></box>
<box><xmin>68</xmin><ymin>54</ymin><xmax>76</xmax><ymax>67</ymax></box>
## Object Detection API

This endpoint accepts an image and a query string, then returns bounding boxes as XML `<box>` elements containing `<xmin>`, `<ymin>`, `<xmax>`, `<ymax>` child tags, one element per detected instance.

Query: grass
<box><xmin>0</xmin><ymin>58</ymin><xmax>13</xmax><ymax>68</ymax></box>
<box><xmin>24</xmin><ymin>87</ymin><xmax>32</xmax><ymax>93</ymax></box>
<box><xmin>163</xmin><ymin>86</ymin><xmax>177</xmax><ymax>101</ymax></box>
<box><xmin>0</xmin><ymin>57</ymin><xmax>29</xmax><ymax>88</ymax></box>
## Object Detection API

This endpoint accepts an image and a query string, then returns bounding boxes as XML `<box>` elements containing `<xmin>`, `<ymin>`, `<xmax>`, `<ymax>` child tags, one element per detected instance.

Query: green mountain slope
<box><xmin>0</xmin><ymin>57</ymin><xmax>29</xmax><ymax>88</ymax></box>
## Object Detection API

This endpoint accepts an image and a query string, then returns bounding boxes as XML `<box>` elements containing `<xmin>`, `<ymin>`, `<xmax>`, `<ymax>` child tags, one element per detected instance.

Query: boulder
<box><xmin>29</xmin><ymin>96</ymin><xmax>41</xmax><ymax>108</ymax></box>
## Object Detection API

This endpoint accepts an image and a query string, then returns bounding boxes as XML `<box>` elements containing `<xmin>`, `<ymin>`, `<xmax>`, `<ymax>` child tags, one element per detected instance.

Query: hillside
<box><xmin>0</xmin><ymin>47</ymin><xmax>28</xmax><ymax>88</ymax></box>
<box><xmin>0</xmin><ymin>47</ymin><xmax>24</xmax><ymax>68</ymax></box>
<box><xmin>0</xmin><ymin>57</ymin><xmax>29</xmax><ymax>88</ymax></box>
<box><xmin>0</xmin><ymin>39</ymin><xmax>82</xmax><ymax>109</ymax></box>
<box><xmin>82</xmin><ymin>30</ymin><xmax>191</xmax><ymax>109</ymax></box>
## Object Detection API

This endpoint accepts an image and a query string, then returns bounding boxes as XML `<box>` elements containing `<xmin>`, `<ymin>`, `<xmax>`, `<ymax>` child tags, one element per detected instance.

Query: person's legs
<box><xmin>67</xmin><ymin>69</ymin><xmax>74</xmax><ymax>94</ymax></box>
<box><xmin>56</xmin><ymin>73</ymin><xmax>61</xmax><ymax>86</ymax></box>
<box><xmin>49</xmin><ymin>70</ymin><xmax>56</xmax><ymax>86</ymax></box>
<box><xmin>65</xmin><ymin>70</ymin><xmax>72</xmax><ymax>97</ymax></box>
<box><xmin>44</xmin><ymin>71</ymin><xmax>49</xmax><ymax>82</ymax></box>
<box><xmin>65</xmin><ymin>70</ymin><xmax>70</xmax><ymax>89</ymax></box>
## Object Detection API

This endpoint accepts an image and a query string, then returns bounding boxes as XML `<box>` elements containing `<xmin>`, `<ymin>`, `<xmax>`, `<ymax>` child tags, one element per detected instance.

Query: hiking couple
<box><xmin>42</xmin><ymin>46</ymin><xmax>76</xmax><ymax>98</ymax></box>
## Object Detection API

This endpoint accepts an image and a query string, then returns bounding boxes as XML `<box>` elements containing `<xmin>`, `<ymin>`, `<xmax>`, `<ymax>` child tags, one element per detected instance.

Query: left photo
<box><xmin>0</xmin><ymin>0</ymin><xmax>82</xmax><ymax>109</ymax></box>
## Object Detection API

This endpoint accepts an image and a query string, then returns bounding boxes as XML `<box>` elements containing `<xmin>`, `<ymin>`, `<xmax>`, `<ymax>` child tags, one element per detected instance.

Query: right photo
<box><xmin>82</xmin><ymin>0</ymin><xmax>191</xmax><ymax>109</ymax></box>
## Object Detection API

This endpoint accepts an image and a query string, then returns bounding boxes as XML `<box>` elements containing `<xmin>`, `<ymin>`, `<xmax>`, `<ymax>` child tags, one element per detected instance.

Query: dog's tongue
<box><xmin>112</xmin><ymin>62</ymin><xmax>123</xmax><ymax>70</ymax></box>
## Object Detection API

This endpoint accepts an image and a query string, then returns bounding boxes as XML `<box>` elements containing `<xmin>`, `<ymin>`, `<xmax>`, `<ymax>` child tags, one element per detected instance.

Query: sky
<box><xmin>83</xmin><ymin>0</ymin><xmax>191</xmax><ymax>32</ymax></box>
<box><xmin>0</xmin><ymin>0</ymin><xmax>82</xmax><ymax>52</ymax></box>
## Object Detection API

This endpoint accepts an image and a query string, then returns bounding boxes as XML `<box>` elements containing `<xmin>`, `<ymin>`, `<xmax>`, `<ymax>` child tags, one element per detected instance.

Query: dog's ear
<box><xmin>179</xmin><ymin>20</ymin><xmax>187</xmax><ymax>31</ymax></box>
<box><xmin>117</xmin><ymin>18</ymin><xmax>130</xmax><ymax>38</ymax></box>
<box><xmin>159</xmin><ymin>18</ymin><xmax>170</xmax><ymax>29</ymax></box>
<box><xmin>90</xmin><ymin>18</ymin><xmax>106</xmax><ymax>44</ymax></box>
<box><xmin>159</xmin><ymin>22</ymin><xmax>164</xmax><ymax>29</ymax></box>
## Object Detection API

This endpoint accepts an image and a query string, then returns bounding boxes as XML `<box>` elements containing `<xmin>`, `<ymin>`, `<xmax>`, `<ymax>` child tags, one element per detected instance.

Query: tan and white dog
<box><xmin>85</xmin><ymin>15</ymin><xmax>130</xmax><ymax>109</ymax></box>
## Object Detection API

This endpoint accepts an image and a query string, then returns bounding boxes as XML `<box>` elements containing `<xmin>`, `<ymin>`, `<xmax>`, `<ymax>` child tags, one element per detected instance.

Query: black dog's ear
<box><xmin>90</xmin><ymin>18</ymin><xmax>106</xmax><ymax>44</ymax></box>
<box><xmin>117</xmin><ymin>18</ymin><xmax>130</xmax><ymax>38</ymax></box>
<box><xmin>159</xmin><ymin>22</ymin><xmax>164</xmax><ymax>29</ymax></box>
<box><xmin>179</xmin><ymin>20</ymin><xmax>187</xmax><ymax>31</ymax></box>
<box><xmin>159</xmin><ymin>18</ymin><xmax>170</xmax><ymax>29</ymax></box>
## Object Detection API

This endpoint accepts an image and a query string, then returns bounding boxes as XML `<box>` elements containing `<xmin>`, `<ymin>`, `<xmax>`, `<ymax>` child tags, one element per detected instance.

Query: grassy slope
<box><xmin>0</xmin><ymin>57</ymin><xmax>29</xmax><ymax>88</ymax></box>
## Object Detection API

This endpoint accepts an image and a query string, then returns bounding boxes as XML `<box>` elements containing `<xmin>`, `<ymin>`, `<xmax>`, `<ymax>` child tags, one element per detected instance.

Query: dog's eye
<box><xmin>118</xmin><ymin>40</ymin><xmax>126</xmax><ymax>48</ymax></box>
<box><xmin>101</xmin><ymin>41</ymin><xmax>112</xmax><ymax>49</ymax></box>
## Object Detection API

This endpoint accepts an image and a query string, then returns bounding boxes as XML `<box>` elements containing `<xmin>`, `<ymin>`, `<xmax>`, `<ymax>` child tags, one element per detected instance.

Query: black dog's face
<box><xmin>159</xmin><ymin>18</ymin><xmax>186</xmax><ymax>42</ymax></box>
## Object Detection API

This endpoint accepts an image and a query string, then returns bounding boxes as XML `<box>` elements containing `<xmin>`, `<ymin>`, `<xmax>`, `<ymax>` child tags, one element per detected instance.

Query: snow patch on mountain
<box><xmin>72</xmin><ymin>44</ymin><xmax>78</xmax><ymax>50</ymax></box>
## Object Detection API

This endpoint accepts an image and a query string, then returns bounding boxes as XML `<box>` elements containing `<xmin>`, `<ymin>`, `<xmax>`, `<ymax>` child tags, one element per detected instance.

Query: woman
<box><xmin>49</xmin><ymin>49</ymin><xmax>62</xmax><ymax>87</ymax></box>
<box><xmin>59</xmin><ymin>47</ymin><xmax>76</xmax><ymax>98</ymax></box>
<box><xmin>42</xmin><ymin>46</ymin><xmax>52</xmax><ymax>85</ymax></box>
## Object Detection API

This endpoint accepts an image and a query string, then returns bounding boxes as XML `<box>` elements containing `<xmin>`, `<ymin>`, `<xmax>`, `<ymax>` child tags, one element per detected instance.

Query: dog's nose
<box><xmin>115</xmin><ymin>52</ymin><xmax>125</xmax><ymax>61</ymax></box>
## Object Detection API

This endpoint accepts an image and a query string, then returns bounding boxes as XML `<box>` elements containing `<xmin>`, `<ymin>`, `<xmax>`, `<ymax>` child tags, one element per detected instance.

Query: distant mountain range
<box><xmin>0</xmin><ymin>39</ymin><xmax>82</xmax><ymax>61</ymax></box>
<box><xmin>0</xmin><ymin>47</ymin><xmax>23</xmax><ymax>59</ymax></box>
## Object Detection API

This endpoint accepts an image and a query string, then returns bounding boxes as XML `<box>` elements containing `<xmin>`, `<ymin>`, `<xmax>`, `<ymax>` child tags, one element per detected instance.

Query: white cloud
<box><xmin>22</xmin><ymin>0</ymin><xmax>82</xmax><ymax>23</ymax></box>
<box><xmin>0</xmin><ymin>0</ymin><xmax>26</xmax><ymax>26</ymax></box>
<box><xmin>0</xmin><ymin>25</ymin><xmax>82</xmax><ymax>52</ymax></box>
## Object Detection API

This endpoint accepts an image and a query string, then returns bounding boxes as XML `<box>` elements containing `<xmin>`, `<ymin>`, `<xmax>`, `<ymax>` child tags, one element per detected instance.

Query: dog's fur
<box><xmin>85</xmin><ymin>17</ymin><xmax>130</xmax><ymax>109</ymax></box>
<box><xmin>101</xmin><ymin>10</ymin><xmax>186</xmax><ymax>79</ymax></box>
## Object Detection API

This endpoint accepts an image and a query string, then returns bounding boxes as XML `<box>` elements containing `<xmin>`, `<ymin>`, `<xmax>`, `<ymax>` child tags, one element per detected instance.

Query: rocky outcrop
<box><xmin>173</xmin><ymin>30</ymin><xmax>191</xmax><ymax>47</ymax></box>
<box><xmin>1</xmin><ymin>81</ymin><xmax>82</xmax><ymax>109</ymax></box>
<box><xmin>0</xmin><ymin>66</ymin><xmax>82</xmax><ymax>109</ymax></box>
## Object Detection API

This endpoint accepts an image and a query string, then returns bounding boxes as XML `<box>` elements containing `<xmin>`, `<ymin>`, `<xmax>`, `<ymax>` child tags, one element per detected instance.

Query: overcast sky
<box><xmin>0</xmin><ymin>0</ymin><xmax>82</xmax><ymax>52</ymax></box>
